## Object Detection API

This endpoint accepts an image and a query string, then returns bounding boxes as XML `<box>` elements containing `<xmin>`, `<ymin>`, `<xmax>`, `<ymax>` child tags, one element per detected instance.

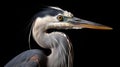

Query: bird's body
<box><xmin>5</xmin><ymin>49</ymin><xmax>47</xmax><ymax>67</ymax></box>
<box><xmin>5</xmin><ymin>6</ymin><xmax>112</xmax><ymax>67</ymax></box>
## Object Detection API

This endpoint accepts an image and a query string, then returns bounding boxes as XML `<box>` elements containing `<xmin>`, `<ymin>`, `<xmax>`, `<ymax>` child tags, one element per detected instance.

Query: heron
<box><xmin>5</xmin><ymin>6</ymin><xmax>112</xmax><ymax>67</ymax></box>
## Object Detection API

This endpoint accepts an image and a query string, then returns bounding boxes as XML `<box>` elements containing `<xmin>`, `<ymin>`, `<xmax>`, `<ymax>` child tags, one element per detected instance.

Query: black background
<box><xmin>1</xmin><ymin>0</ymin><xmax>119</xmax><ymax>67</ymax></box>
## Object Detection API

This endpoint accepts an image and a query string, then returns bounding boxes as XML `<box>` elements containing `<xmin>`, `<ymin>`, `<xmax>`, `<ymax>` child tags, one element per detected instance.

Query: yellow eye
<box><xmin>57</xmin><ymin>15</ymin><xmax>63</xmax><ymax>21</ymax></box>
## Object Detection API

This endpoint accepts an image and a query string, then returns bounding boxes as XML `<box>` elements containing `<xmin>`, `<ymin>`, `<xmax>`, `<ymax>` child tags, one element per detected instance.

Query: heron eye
<box><xmin>57</xmin><ymin>15</ymin><xmax>64</xmax><ymax>21</ymax></box>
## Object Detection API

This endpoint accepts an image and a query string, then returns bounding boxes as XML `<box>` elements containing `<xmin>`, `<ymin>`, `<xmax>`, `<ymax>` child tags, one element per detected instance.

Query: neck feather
<box><xmin>47</xmin><ymin>32</ymin><xmax>73</xmax><ymax>67</ymax></box>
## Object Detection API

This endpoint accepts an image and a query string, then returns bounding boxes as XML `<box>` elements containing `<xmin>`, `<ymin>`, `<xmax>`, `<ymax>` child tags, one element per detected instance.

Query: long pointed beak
<box><xmin>69</xmin><ymin>17</ymin><xmax>112</xmax><ymax>30</ymax></box>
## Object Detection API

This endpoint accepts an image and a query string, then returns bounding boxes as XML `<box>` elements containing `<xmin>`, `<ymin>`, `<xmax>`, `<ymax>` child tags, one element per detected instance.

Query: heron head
<box><xmin>34</xmin><ymin>6</ymin><xmax>112</xmax><ymax>30</ymax></box>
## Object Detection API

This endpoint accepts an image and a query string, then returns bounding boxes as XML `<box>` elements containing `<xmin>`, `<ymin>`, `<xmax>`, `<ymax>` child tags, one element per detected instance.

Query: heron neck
<box><xmin>32</xmin><ymin>19</ymin><xmax>50</xmax><ymax>48</ymax></box>
<box><xmin>32</xmin><ymin>19</ymin><xmax>73</xmax><ymax>67</ymax></box>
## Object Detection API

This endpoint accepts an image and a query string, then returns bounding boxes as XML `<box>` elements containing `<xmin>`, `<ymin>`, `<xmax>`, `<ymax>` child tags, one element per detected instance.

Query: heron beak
<box><xmin>69</xmin><ymin>17</ymin><xmax>113</xmax><ymax>30</ymax></box>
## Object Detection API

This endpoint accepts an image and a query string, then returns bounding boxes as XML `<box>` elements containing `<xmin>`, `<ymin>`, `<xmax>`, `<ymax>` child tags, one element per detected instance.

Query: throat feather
<box><xmin>47</xmin><ymin>32</ymin><xmax>73</xmax><ymax>67</ymax></box>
